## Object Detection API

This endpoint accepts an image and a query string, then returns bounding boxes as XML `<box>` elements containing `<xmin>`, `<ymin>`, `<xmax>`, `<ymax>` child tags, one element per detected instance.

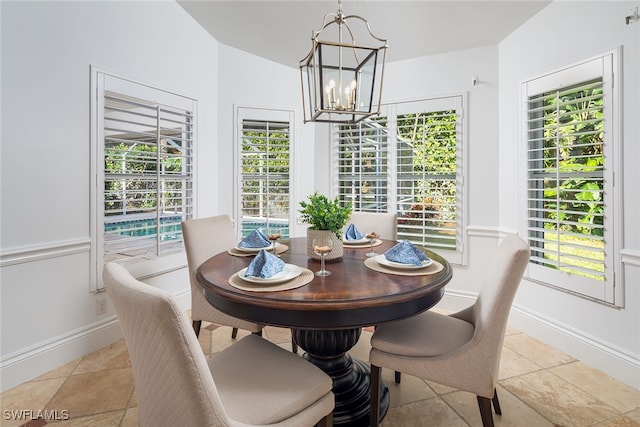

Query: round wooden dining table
<box><xmin>197</xmin><ymin>237</ymin><xmax>452</xmax><ymax>426</ymax></box>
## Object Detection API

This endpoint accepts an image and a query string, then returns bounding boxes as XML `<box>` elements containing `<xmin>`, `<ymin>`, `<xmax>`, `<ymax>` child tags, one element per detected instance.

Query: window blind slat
<box><xmin>103</xmin><ymin>89</ymin><xmax>193</xmax><ymax>263</ymax></box>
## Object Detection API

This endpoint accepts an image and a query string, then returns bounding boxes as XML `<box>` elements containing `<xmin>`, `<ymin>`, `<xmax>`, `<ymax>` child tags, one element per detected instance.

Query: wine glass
<box><xmin>267</xmin><ymin>226</ymin><xmax>282</xmax><ymax>256</ymax></box>
<box><xmin>365</xmin><ymin>227</ymin><xmax>380</xmax><ymax>258</ymax></box>
<box><xmin>313</xmin><ymin>237</ymin><xmax>333</xmax><ymax>277</ymax></box>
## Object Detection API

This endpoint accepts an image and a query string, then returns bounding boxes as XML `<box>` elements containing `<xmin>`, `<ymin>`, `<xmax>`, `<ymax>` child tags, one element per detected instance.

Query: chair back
<box><xmin>348</xmin><ymin>211</ymin><xmax>397</xmax><ymax>240</ymax></box>
<box><xmin>104</xmin><ymin>262</ymin><xmax>229</xmax><ymax>427</ymax></box>
<box><xmin>182</xmin><ymin>215</ymin><xmax>237</xmax><ymax>320</ymax></box>
<box><xmin>182</xmin><ymin>215</ymin><xmax>236</xmax><ymax>278</ymax></box>
<box><xmin>470</xmin><ymin>235</ymin><xmax>530</xmax><ymax>371</ymax></box>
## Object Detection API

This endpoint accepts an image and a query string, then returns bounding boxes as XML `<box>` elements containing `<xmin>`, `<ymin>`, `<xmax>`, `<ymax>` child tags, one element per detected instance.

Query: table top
<box><xmin>197</xmin><ymin>237</ymin><xmax>453</xmax><ymax>329</ymax></box>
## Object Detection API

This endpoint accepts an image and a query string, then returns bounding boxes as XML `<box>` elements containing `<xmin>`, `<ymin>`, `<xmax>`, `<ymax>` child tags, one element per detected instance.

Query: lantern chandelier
<box><xmin>299</xmin><ymin>0</ymin><xmax>388</xmax><ymax>124</ymax></box>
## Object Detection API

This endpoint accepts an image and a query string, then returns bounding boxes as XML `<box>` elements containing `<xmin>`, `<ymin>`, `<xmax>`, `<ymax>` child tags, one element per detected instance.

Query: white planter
<box><xmin>306</xmin><ymin>229</ymin><xmax>344</xmax><ymax>260</ymax></box>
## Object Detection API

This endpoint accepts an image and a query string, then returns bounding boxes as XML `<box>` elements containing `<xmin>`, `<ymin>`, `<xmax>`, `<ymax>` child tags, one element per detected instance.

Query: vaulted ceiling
<box><xmin>178</xmin><ymin>1</ymin><xmax>551</xmax><ymax>68</ymax></box>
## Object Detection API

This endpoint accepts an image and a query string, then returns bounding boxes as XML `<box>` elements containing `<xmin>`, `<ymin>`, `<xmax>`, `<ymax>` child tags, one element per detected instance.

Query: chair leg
<box><xmin>477</xmin><ymin>396</ymin><xmax>495</xmax><ymax>427</ymax></box>
<box><xmin>291</xmin><ymin>330</ymin><xmax>298</xmax><ymax>353</ymax></box>
<box><xmin>395</xmin><ymin>370</ymin><xmax>402</xmax><ymax>384</ymax></box>
<box><xmin>492</xmin><ymin>388</ymin><xmax>502</xmax><ymax>415</ymax></box>
<box><xmin>370</xmin><ymin>364</ymin><xmax>382</xmax><ymax>426</ymax></box>
<box><xmin>316</xmin><ymin>411</ymin><xmax>333</xmax><ymax>427</ymax></box>
<box><xmin>231</xmin><ymin>327</ymin><xmax>238</xmax><ymax>339</ymax></box>
<box><xmin>192</xmin><ymin>320</ymin><xmax>202</xmax><ymax>338</ymax></box>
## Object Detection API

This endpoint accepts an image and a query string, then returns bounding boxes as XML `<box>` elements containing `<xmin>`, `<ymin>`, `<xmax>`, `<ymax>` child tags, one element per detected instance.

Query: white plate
<box><xmin>238</xmin><ymin>264</ymin><xmax>302</xmax><ymax>284</ymax></box>
<box><xmin>235</xmin><ymin>242</ymin><xmax>279</xmax><ymax>253</ymax></box>
<box><xmin>343</xmin><ymin>236</ymin><xmax>370</xmax><ymax>245</ymax></box>
<box><xmin>374</xmin><ymin>254</ymin><xmax>433</xmax><ymax>270</ymax></box>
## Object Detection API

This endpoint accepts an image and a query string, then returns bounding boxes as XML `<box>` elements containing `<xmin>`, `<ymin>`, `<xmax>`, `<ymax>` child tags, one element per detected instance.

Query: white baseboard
<box><xmin>437</xmin><ymin>290</ymin><xmax>640</xmax><ymax>390</ymax></box>
<box><xmin>0</xmin><ymin>317</ymin><xmax>123</xmax><ymax>392</ymax></box>
<box><xmin>0</xmin><ymin>289</ymin><xmax>194</xmax><ymax>393</ymax></box>
<box><xmin>509</xmin><ymin>305</ymin><xmax>640</xmax><ymax>390</ymax></box>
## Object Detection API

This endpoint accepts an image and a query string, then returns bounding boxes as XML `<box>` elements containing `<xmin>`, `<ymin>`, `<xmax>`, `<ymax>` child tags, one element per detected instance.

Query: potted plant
<box><xmin>299</xmin><ymin>192</ymin><xmax>352</xmax><ymax>260</ymax></box>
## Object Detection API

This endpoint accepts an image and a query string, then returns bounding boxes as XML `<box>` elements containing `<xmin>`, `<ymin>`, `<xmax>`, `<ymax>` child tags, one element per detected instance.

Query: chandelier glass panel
<box><xmin>300</xmin><ymin>1</ymin><xmax>387</xmax><ymax>124</ymax></box>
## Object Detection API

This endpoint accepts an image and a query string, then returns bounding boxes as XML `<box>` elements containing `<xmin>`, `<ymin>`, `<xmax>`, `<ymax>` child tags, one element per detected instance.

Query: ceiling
<box><xmin>178</xmin><ymin>1</ymin><xmax>551</xmax><ymax>69</ymax></box>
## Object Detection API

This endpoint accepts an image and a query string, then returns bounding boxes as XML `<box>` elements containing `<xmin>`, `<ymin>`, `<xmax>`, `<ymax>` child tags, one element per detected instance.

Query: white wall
<box><xmin>370</xmin><ymin>45</ymin><xmax>505</xmax><ymax>295</ymax></box>
<box><xmin>216</xmin><ymin>44</ymin><xmax>317</xmax><ymax>237</ymax></box>
<box><xmin>2</xmin><ymin>0</ymin><xmax>638</xmax><ymax>394</ymax></box>
<box><xmin>498</xmin><ymin>1</ymin><xmax>640</xmax><ymax>388</ymax></box>
<box><xmin>0</xmin><ymin>1</ymin><xmax>220</xmax><ymax>391</ymax></box>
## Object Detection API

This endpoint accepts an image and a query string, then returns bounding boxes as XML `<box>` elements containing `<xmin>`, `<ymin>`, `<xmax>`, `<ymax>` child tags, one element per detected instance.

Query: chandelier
<box><xmin>299</xmin><ymin>0</ymin><xmax>388</xmax><ymax>124</ymax></box>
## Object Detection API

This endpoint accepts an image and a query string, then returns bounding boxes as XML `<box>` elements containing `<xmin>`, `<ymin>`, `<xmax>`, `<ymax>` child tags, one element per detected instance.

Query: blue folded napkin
<box><xmin>238</xmin><ymin>229</ymin><xmax>271</xmax><ymax>248</ymax></box>
<box><xmin>244</xmin><ymin>249</ymin><xmax>285</xmax><ymax>278</ymax></box>
<box><xmin>384</xmin><ymin>240</ymin><xmax>430</xmax><ymax>266</ymax></box>
<box><xmin>344</xmin><ymin>223</ymin><xmax>365</xmax><ymax>240</ymax></box>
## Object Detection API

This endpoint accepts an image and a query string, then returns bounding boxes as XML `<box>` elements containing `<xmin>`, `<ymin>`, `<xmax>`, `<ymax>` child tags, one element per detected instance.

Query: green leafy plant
<box><xmin>299</xmin><ymin>192</ymin><xmax>352</xmax><ymax>238</ymax></box>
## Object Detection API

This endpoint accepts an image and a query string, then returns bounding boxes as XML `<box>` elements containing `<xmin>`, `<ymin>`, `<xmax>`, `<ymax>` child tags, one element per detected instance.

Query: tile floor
<box><xmin>1</xmin><ymin>322</ymin><xmax>639</xmax><ymax>427</ymax></box>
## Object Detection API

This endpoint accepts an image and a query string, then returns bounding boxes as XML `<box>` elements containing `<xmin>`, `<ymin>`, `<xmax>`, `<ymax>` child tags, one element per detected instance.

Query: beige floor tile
<box><xmin>627</xmin><ymin>408</ymin><xmax>640</xmax><ymax>423</ymax></box>
<box><xmin>197</xmin><ymin>327</ymin><xmax>213</xmax><ymax>355</ymax></box>
<box><xmin>592</xmin><ymin>415</ymin><xmax>640</xmax><ymax>427</ymax></box>
<box><xmin>381</xmin><ymin>396</ymin><xmax>468</xmax><ymax>427</ymax></box>
<box><xmin>501</xmin><ymin>369</ymin><xmax>619</xmax><ymax>427</ymax></box>
<box><xmin>503</xmin><ymin>333</ymin><xmax>575</xmax><ymax>368</ymax></box>
<box><xmin>46</xmin><ymin>368</ymin><xmax>134</xmax><ymax>419</ymax></box>
<box><xmin>505</xmin><ymin>324</ymin><xmax>521</xmax><ymax>336</ymax></box>
<box><xmin>262</xmin><ymin>326</ymin><xmax>294</xmax><ymax>345</ymax></box>
<box><xmin>348</xmin><ymin>330</ymin><xmax>372</xmax><ymax>362</ymax></box>
<box><xmin>120</xmin><ymin>407</ymin><xmax>139</xmax><ymax>427</ymax></box>
<box><xmin>72</xmin><ymin>340</ymin><xmax>131</xmax><ymax>375</ymax></box>
<box><xmin>2</xmin><ymin>315</ymin><xmax>637</xmax><ymax>427</ymax></box>
<box><xmin>128</xmin><ymin>390</ymin><xmax>137</xmax><ymax>408</ymax></box>
<box><xmin>210</xmin><ymin>326</ymin><xmax>251</xmax><ymax>353</ymax></box>
<box><xmin>381</xmin><ymin>369</ymin><xmax>437</xmax><ymax>408</ymax></box>
<box><xmin>425</xmin><ymin>379</ymin><xmax>459</xmax><ymax>395</ymax></box>
<box><xmin>47</xmin><ymin>410</ymin><xmax>125</xmax><ymax>426</ymax></box>
<box><xmin>33</xmin><ymin>359</ymin><xmax>81</xmax><ymax>381</ymax></box>
<box><xmin>0</xmin><ymin>378</ymin><xmax>67</xmax><ymax>427</ymax></box>
<box><xmin>550</xmin><ymin>361</ymin><xmax>640</xmax><ymax>413</ymax></box>
<box><xmin>499</xmin><ymin>346</ymin><xmax>543</xmax><ymax>379</ymax></box>
<box><xmin>442</xmin><ymin>385</ymin><xmax>555</xmax><ymax>427</ymax></box>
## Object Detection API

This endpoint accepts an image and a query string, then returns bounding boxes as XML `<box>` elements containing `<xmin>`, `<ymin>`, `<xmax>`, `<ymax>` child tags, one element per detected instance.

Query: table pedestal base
<box><xmin>293</xmin><ymin>328</ymin><xmax>389</xmax><ymax>426</ymax></box>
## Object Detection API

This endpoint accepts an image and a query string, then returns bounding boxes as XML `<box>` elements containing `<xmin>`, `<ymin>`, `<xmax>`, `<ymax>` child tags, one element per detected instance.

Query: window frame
<box><xmin>333</xmin><ymin>94</ymin><xmax>468</xmax><ymax>265</ymax></box>
<box><xmin>519</xmin><ymin>50</ymin><xmax>622</xmax><ymax>306</ymax></box>
<box><xmin>234</xmin><ymin>106</ymin><xmax>295</xmax><ymax>240</ymax></box>
<box><xmin>90</xmin><ymin>68</ymin><xmax>196</xmax><ymax>291</ymax></box>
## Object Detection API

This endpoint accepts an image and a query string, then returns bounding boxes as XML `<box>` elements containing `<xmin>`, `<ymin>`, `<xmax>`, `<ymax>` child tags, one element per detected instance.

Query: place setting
<box><xmin>364</xmin><ymin>240</ymin><xmax>444</xmax><ymax>276</ymax></box>
<box><xmin>343</xmin><ymin>223</ymin><xmax>382</xmax><ymax>251</ymax></box>
<box><xmin>227</xmin><ymin>228</ymin><xmax>289</xmax><ymax>257</ymax></box>
<box><xmin>228</xmin><ymin>248</ymin><xmax>314</xmax><ymax>292</ymax></box>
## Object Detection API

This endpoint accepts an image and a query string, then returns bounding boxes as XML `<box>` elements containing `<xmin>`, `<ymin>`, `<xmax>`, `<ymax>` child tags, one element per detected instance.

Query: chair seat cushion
<box><xmin>209</xmin><ymin>334</ymin><xmax>332</xmax><ymax>425</ymax></box>
<box><xmin>371</xmin><ymin>310</ymin><xmax>475</xmax><ymax>357</ymax></box>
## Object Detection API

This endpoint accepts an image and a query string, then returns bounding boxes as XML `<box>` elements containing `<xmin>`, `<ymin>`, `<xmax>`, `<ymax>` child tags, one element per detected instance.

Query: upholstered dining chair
<box><xmin>369</xmin><ymin>234</ymin><xmax>530</xmax><ymax>427</ymax></box>
<box><xmin>347</xmin><ymin>211</ymin><xmax>397</xmax><ymax>240</ymax></box>
<box><xmin>182</xmin><ymin>215</ymin><xmax>264</xmax><ymax>339</ymax></box>
<box><xmin>104</xmin><ymin>262</ymin><xmax>334</xmax><ymax>427</ymax></box>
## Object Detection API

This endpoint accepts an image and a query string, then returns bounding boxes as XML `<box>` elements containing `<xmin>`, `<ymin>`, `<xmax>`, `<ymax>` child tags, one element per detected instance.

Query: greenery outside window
<box><xmin>522</xmin><ymin>52</ymin><xmax>619</xmax><ymax>304</ymax></box>
<box><xmin>92</xmin><ymin>71</ymin><xmax>195</xmax><ymax>290</ymax></box>
<box><xmin>236</xmin><ymin>108</ymin><xmax>292</xmax><ymax>239</ymax></box>
<box><xmin>335</xmin><ymin>96</ymin><xmax>466</xmax><ymax>263</ymax></box>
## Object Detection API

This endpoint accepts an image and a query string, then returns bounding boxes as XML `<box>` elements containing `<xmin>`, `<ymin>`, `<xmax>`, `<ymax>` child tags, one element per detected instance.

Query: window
<box><xmin>522</xmin><ymin>52</ymin><xmax>619</xmax><ymax>304</ymax></box>
<box><xmin>236</xmin><ymin>108</ymin><xmax>293</xmax><ymax>239</ymax></box>
<box><xmin>336</xmin><ymin>116</ymin><xmax>389</xmax><ymax>212</ymax></box>
<box><xmin>335</xmin><ymin>96</ymin><xmax>466</xmax><ymax>263</ymax></box>
<box><xmin>92</xmin><ymin>70</ymin><xmax>195</xmax><ymax>290</ymax></box>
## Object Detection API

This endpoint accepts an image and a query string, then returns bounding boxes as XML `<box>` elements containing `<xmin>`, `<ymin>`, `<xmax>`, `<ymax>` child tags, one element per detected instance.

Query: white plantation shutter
<box><xmin>334</xmin><ymin>95</ymin><xmax>466</xmax><ymax>264</ymax></box>
<box><xmin>237</xmin><ymin>108</ymin><xmax>292</xmax><ymax>238</ymax></box>
<box><xmin>522</xmin><ymin>53</ymin><xmax>617</xmax><ymax>304</ymax></box>
<box><xmin>335</xmin><ymin>116</ymin><xmax>389</xmax><ymax>212</ymax></box>
<box><xmin>102</xmin><ymin>90</ymin><xmax>194</xmax><ymax>262</ymax></box>
<box><xmin>91</xmin><ymin>71</ymin><xmax>196</xmax><ymax>291</ymax></box>
<box><xmin>395</xmin><ymin>98</ymin><xmax>463</xmax><ymax>253</ymax></box>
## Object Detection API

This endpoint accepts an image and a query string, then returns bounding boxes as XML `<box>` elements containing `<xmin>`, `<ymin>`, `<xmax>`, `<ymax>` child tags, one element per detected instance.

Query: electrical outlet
<box><xmin>96</xmin><ymin>296</ymin><xmax>107</xmax><ymax>315</ymax></box>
